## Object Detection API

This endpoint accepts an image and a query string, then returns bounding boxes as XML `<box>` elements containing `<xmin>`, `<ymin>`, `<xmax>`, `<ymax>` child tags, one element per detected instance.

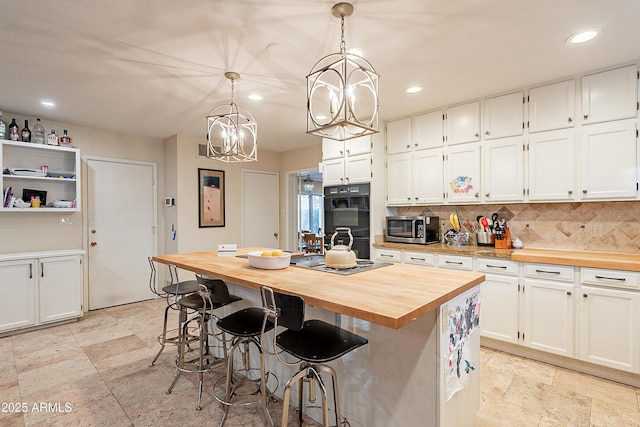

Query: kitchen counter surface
<box><xmin>152</xmin><ymin>247</ymin><xmax>485</xmax><ymax>329</ymax></box>
<box><xmin>511</xmin><ymin>248</ymin><xmax>640</xmax><ymax>272</ymax></box>
<box><xmin>373</xmin><ymin>241</ymin><xmax>515</xmax><ymax>258</ymax></box>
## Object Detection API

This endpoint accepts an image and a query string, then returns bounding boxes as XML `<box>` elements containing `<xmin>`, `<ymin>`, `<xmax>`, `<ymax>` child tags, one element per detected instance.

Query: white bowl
<box><xmin>247</xmin><ymin>251</ymin><xmax>291</xmax><ymax>270</ymax></box>
<box><xmin>53</xmin><ymin>200</ymin><xmax>74</xmax><ymax>208</ymax></box>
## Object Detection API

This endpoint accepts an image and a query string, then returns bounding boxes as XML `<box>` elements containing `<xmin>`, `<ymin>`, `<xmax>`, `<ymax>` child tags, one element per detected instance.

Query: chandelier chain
<box><xmin>340</xmin><ymin>14</ymin><xmax>346</xmax><ymax>53</ymax></box>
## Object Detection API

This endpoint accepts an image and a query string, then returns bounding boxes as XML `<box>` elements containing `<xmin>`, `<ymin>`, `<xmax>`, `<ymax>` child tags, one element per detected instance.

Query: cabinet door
<box><xmin>344</xmin><ymin>154</ymin><xmax>371</xmax><ymax>184</ymax></box>
<box><xmin>480</xmin><ymin>274</ymin><xmax>519</xmax><ymax>343</ymax></box>
<box><xmin>446</xmin><ymin>101</ymin><xmax>481</xmax><ymax>145</ymax></box>
<box><xmin>322</xmin><ymin>138</ymin><xmax>345</xmax><ymax>160</ymax></box>
<box><xmin>386</xmin><ymin>153</ymin><xmax>412</xmax><ymax>205</ymax></box>
<box><xmin>386</xmin><ymin>117</ymin><xmax>412</xmax><ymax>155</ymax></box>
<box><xmin>413</xmin><ymin>110</ymin><xmax>444</xmax><ymax>150</ymax></box>
<box><xmin>580</xmin><ymin>120</ymin><xmax>637</xmax><ymax>200</ymax></box>
<box><xmin>39</xmin><ymin>255</ymin><xmax>83</xmax><ymax>323</ymax></box>
<box><xmin>445</xmin><ymin>143</ymin><xmax>481</xmax><ymax>203</ymax></box>
<box><xmin>482</xmin><ymin>137</ymin><xmax>525</xmax><ymax>202</ymax></box>
<box><xmin>580</xmin><ymin>286</ymin><xmax>640</xmax><ymax>373</ymax></box>
<box><xmin>0</xmin><ymin>259</ymin><xmax>37</xmax><ymax>333</ymax></box>
<box><xmin>528</xmin><ymin>130</ymin><xmax>576</xmax><ymax>201</ymax></box>
<box><xmin>346</xmin><ymin>135</ymin><xmax>372</xmax><ymax>156</ymax></box>
<box><xmin>483</xmin><ymin>92</ymin><xmax>524</xmax><ymax>139</ymax></box>
<box><xmin>523</xmin><ymin>279</ymin><xmax>574</xmax><ymax>357</ymax></box>
<box><xmin>322</xmin><ymin>158</ymin><xmax>346</xmax><ymax>186</ymax></box>
<box><xmin>582</xmin><ymin>64</ymin><xmax>638</xmax><ymax>124</ymax></box>
<box><xmin>413</xmin><ymin>148</ymin><xmax>444</xmax><ymax>204</ymax></box>
<box><xmin>528</xmin><ymin>79</ymin><xmax>576</xmax><ymax>132</ymax></box>
<box><xmin>375</xmin><ymin>249</ymin><xmax>402</xmax><ymax>263</ymax></box>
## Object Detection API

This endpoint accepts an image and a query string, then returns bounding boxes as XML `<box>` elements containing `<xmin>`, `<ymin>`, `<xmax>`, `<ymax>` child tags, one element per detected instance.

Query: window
<box><xmin>299</xmin><ymin>193</ymin><xmax>323</xmax><ymax>234</ymax></box>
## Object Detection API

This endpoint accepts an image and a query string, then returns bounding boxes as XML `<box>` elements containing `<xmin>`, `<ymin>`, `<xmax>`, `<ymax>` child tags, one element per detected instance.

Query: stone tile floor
<box><xmin>1</xmin><ymin>297</ymin><xmax>639</xmax><ymax>426</ymax></box>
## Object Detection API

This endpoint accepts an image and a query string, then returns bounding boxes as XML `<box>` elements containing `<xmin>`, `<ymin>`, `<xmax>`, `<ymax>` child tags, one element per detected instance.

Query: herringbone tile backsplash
<box><xmin>397</xmin><ymin>201</ymin><xmax>640</xmax><ymax>254</ymax></box>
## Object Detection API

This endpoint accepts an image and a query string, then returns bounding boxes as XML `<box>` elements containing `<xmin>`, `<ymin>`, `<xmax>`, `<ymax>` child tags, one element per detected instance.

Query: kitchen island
<box><xmin>152</xmin><ymin>248</ymin><xmax>485</xmax><ymax>426</ymax></box>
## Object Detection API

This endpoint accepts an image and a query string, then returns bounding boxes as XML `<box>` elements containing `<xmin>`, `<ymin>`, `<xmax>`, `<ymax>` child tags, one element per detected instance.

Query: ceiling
<box><xmin>1</xmin><ymin>0</ymin><xmax>639</xmax><ymax>153</ymax></box>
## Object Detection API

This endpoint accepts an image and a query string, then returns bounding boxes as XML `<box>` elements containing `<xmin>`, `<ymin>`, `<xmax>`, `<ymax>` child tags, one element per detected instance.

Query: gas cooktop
<box><xmin>290</xmin><ymin>255</ymin><xmax>392</xmax><ymax>275</ymax></box>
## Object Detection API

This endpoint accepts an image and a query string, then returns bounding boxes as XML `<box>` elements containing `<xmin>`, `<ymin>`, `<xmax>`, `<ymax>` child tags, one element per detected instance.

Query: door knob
<box><xmin>273</xmin><ymin>232</ymin><xmax>278</xmax><ymax>238</ymax></box>
<box><xmin>91</xmin><ymin>229</ymin><xmax>96</xmax><ymax>234</ymax></box>
<box><xmin>90</xmin><ymin>242</ymin><xmax>97</xmax><ymax>247</ymax></box>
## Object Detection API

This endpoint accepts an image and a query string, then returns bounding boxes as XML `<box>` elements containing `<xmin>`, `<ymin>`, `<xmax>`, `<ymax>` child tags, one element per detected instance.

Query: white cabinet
<box><xmin>402</xmin><ymin>251</ymin><xmax>435</xmax><ymax>267</ymax></box>
<box><xmin>579</xmin><ymin>267</ymin><xmax>640</xmax><ymax>373</ymax></box>
<box><xmin>445</xmin><ymin>102</ymin><xmax>481</xmax><ymax>145</ymax></box>
<box><xmin>1</xmin><ymin>140</ymin><xmax>81</xmax><ymax>212</ymax></box>
<box><xmin>0</xmin><ymin>259</ymin><xmax>37</xmax><ymax>332</ymax></box>
<box><xmin>386</xmin><ymin>117</ymin><xmax>412</xmax><ymax>155</ymax></box>
<box><xmin>386</xmin><ymin>149</ymin><xmax>444</xmax><ymax>206</ymax></box>
<box><xmin>528</xmin><ymin>130</ymin><xmax>576</xmax><ymax>201</ymax></box>
<box><xmin>322</xmin><ymin>135</ymin><xmax>371</xmax><ymax>160</ymax></box>
<box><xmin>482</xmin><ymin>92</ymin><xmax>524</xmax><ymax>139</ymax></box>
<box><xmin>0</xmin><ymin>251</ymin><xmax>83</xmax><ymax>334</ymax></box>
<box><xmin>528</xmin><ymin>79</ymin><xmax>576</xmax><ymax>133</ymax></box>
<box><xmin>375</xmin><ymin>248</ymin><xmax>402</xmax><ymax>263</ymax></box>
<box><xmin>580</xmin><ymin>120</ymin><xmax>637</xmax><ymax>200</ymax></box>
<box><xmin>482</xmin><ymin>137</ymin><xmax>525</xmax><ymax>203</ymax></box>
<box><xmin>522</xmin><ymin>263</ymin><xmax>575</xmax><ymax>357</ymax></box>
<box><xmin>581</xmin><ymin>64</ymin><xmax>638</xmax><ymax>125</ymax></box>
<box><xmin>445</xmin><ymin>143</ymin><xmax>481</xmax><ymax>203</ymax></box>
<box><xmin>322</xmin><ymin>136</ymin><xmax>372</xmax><ymax>186</ymax></box>
<box><xmin>437</xmin><ymin>254</ymin><xmax>473</xmax><ymax>271</ymax></box>
<box><xmin>413</xmin><ymin>110</ymin><xmax>444</xmax><ymax>150</ymax></box>
<box><xmin>477</xmin><ymin>258</ymin><xmax>519</xmax><ymax>344</ymax></box>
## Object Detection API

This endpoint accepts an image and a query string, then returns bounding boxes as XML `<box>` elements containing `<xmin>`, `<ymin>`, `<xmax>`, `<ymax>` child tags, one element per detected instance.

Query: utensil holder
<box><xmin>494</xmin><ymin>228</ymin><xmax>512</xmax><ymax>249</ymax></box>
<box><xmin>476</xmin><ymin>231</ymin><xmax>494</xmax><ymax>246</ymax></box>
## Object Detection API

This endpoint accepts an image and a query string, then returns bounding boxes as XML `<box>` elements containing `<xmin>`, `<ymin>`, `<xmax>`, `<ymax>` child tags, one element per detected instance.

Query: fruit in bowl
<box><xmin>444</xmin><ymin>230</ymin><xmax>470</xmax><ymax>246</ymax></box>
<box><xmin>248</xmin><ymin>250</ymin><xmax>291</xmax><ymax>269</ymax></box>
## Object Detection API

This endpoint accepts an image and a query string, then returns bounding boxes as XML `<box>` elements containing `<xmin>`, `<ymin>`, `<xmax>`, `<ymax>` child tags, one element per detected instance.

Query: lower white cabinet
<box><xmin>0</xmin><ymin>251</ymin><xmax>83</xmax><ymax>334</ymax></box>
<box><xmin>477</xmin><ymin>258</ymin><xmax>519</xmax><ymax>343</ymax></box>
<box><xmin>402</xmin><ymin>251</ymin><xmax>435</xmax><ymax>266</ymax></box>
<box><xmin>375</xmin><ymin>248</ymin><xmax>402</xmax><ymax>263</ymax></box>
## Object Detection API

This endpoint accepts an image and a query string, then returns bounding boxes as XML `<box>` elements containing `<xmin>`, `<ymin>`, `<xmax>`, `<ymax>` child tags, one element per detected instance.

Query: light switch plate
<box><xmin>59</xmin><ymin>215</ymin><xmax>73</xmax><ymax>225</ymax></box>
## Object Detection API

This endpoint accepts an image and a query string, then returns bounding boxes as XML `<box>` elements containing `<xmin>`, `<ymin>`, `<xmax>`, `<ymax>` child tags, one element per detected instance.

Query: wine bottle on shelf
<box><xmin>47</xmin><ymin>129</ymin><xmax>58</xmax><ymax>146</ymax></box>
<box><xmin>59</xmin><ymin>129</ymin><xmax>72</xmax><ymax>146</ymax></box>
<box><xmin>8</xmin><ymin>118</ymin><xmax>19</xmax><ymax>141</ymax></box>
<box><xmin>0</xmin><ymin>111</ymin><xmax>6</xmax><ymax>140</ymax></box>
<box><xmin>21</xmin><ymin>120</ymin><xmax>31</xmax><ymax>142</ymax></box>
<box><xmin>32</xmin><ymin>118</ymin><xmax>45</xmax><ymax>144</ymax></box>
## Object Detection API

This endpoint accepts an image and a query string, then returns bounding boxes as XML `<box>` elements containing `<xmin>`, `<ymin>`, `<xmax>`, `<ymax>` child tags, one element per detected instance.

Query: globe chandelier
<box><xmin>206</xmin><ymin>72</ymin><xmax>258</xmax><ymax>162</ymax></box>
<box><xmin>306</xmin><ymin>2</ymin><xmax>379</xmax><ymax>141</ymax></box>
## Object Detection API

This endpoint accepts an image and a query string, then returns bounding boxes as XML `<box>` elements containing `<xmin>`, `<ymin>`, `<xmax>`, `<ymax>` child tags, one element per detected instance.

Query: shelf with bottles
<box><xmin>1</xmin><ymin>139</ymin><xmax>80</xmax><ymax>212</ymax></box>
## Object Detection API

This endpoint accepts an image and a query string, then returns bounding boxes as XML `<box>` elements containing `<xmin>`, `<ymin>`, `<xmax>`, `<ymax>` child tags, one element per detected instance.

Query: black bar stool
<box><xmin>166</xmin><ymin>275</ymin><xmax>241</xmax><ymax>410</ymax></box>
<box><xmin>214</xmin><ymin>304</ymin><xmax>276</xmax><ymax>427</ymax></box>
<box><xmin>147</xmin><ymin>258</ymin><xmax>200</xmax><ymax>367</ymax></box>
<box><xmin>260</xmin><ymin>286</ymin><xmax>368</xmax><ymax>427</ymax></box>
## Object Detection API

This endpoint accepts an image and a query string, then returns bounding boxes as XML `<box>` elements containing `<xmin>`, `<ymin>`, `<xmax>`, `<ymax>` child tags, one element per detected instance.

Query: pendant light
<box><xmin>206</xmin><ymin>72</ymin><xmax>258</xmax><ymax>162</ymax></box>
<box><xmin>302</xmin><ymin>175</ymin><xmax>315</xmax><ymax>193</ymax></box>
<box><xmin>306</xmin><ymin>2</ymin><xmax>379</xmax><ymax>141</ymax></box>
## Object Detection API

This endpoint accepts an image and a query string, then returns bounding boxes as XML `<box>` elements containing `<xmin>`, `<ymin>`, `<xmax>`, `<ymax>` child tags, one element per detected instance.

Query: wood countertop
<box><xmin>152</xmin><ymin>247</ymin><xmax>485</xmax><ymax>329</ymax></box>
<box><xmin>511</xmin><ymin>248</ymin><xmax>640</xmax><ymax>272</ymax></box>
<box><xmin>373</xmin><ymin>242</ymin><xmax>514</xmax><ymax>258</ymax></box>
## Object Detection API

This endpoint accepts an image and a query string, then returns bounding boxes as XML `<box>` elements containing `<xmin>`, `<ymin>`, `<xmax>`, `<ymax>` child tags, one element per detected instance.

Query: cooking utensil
<box><xmin>480</xmin><ymin>217</ymin><xmax>489</xmax><ymax>232</ymax></box>
<box><xmin>325</xmin><ymin>227</ymin><xmax>357</xmax><ymax>269</ymax></box>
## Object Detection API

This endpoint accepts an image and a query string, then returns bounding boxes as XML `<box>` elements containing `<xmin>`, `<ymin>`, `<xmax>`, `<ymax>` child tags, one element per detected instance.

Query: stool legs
<box><xmin>149</xmin><ymin>303</ymin><xmax>173</xmax><ymax>367</ymax></box>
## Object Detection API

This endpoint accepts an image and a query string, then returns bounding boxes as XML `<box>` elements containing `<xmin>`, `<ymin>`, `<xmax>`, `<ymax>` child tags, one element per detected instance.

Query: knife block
<box><xmin>494</xmin><ymin>228</ymin><xmax>512</xmax><ymax>249</ymax></box>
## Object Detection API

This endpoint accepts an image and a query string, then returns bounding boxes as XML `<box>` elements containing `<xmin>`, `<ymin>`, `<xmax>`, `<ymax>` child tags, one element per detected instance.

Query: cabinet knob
<box><xmin>474</xmin><ymin>192</ymin><xmax>479</xmax><ymax>198</ymax></box>
<box><xmin>407</xmin><ymin>197</ymin><xmax>411</xmax><ymax>201</ymax></box>
<box><xmin>583</xmin><ymin>114</ymin><xmax>589</xmax><ymax>120</ymax></box>
<box><xmin>414</xmin><ymin>143</ymin><xmax>418</xmax><ymax>147</ymax></box>
<box><xmin>582</xmin><ymin>190</ymin><xmax>587</xmax><ymax>194</ymax></box>
<box><xmin>485</xmin><ymin>131</ymin><xmax>490</xmax><ymax>136</ymax></box>
<box><xmin>566</xmin><ymin>291</ymin><xmax>572</xmax><ymax>296</ymax></box>
<box><xmin>90</xmin><ymin>241</ymin><xmax>97</xmax><ymax>247</ymax></box>
<box><xmin>414</xmin><ymin>197</ymin><xmax>418</xmax><ymax>200</ymax></box>
<box><xmin>568</xmin><ymin>190</ymin><xmax>573</xmax><ymax>195</ymax></box>
<box><xmin>485</xmin><ymin>193</ymin><xmax>490</xmax><ymax>198</ymax></box>
<box><xmin>406</xmin><ymin>144</ymin><xmax>411</xmax><ymax>149</ymax></box>
<box><xmin>568</xmin><ymin>117</ymin><xmax>573</xmax><ymax>123</ymax></box>
<box><xmin>346</xmin><ymin>149</ymin><xmax>350</xmax><ymax>155</ymax></box>
<box><xmin>340</xmin><ymin>150</ymin><xmax>344</xmax><ymax>155</ymax></box>
<box><xmin>474</xmin><ymin>133</ymin><xmax>479</xmax><ymax>137</ymax></box>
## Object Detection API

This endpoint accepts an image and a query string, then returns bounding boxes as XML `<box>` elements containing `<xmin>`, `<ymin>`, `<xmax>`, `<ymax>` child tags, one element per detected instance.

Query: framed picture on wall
<box><xmin>198</xmin><ymin>168</ymin><xmax>225</xmax><ymax>227</ymax></box>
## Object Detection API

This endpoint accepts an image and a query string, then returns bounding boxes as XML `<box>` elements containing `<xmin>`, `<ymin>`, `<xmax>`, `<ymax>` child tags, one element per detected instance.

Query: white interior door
<box><xmin>87</xmin><ymin>158</ymin><xmax>157</xmax><ymax>310</ymax></box>
<box><xmin>243</xmin><ymin>170</ymin><xmax>279</xmax><ymax>248</ymax></box>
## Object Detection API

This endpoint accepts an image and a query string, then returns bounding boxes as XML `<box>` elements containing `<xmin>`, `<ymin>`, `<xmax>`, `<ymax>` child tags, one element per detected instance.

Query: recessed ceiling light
<box><xmin>248</xmin><ymin>94</ymin><xmax>262</xmax><ymax>101</ymax></box>
<box><xmin>41</xmin><ymin>100</ymin><xmax>56</xmax><ymax>107</ymax></box>
<box><xmin>405</xmin><ymin>86</ymin><xmax>423</xmax><ymax>94</ymax></box>
<box><xmin>567</xmin><ymin>29</ymin><xmax>600</xmax><ymax>44</ymax></box>
<box><xmin>347</xmin><ymin>47</ymin><xmax>366</xmax><ymax>58</ymax></box>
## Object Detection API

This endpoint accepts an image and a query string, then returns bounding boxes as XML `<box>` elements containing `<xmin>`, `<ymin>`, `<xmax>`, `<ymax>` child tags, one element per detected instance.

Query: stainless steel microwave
<box><xmin>385</xmin><ymin>216</ymin><xmax>439</xmax><ymax>245</ymax></box>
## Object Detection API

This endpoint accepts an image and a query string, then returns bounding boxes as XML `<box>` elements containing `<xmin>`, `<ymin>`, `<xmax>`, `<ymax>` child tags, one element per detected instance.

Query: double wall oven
<box><xmin>323</xmin><ymin>183</ymin><xmax>370</xmax><ymax>259</ymax></box>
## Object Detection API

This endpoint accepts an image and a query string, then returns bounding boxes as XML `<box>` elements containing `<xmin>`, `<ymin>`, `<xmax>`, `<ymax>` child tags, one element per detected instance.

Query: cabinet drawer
<box><xmin>524</xmin><ymin>263</ymin><xmax>574</xmax><ymax>282</ymax></box>
<box><xmin>580</xmin><ymin>267</ymin><xmax>639</xmax><ymax>290</ymax></box>
<box><xmin>375</xmin><ymin>249</ymin><xmax>402</xmax><ymax>263</ymax></box>
<box><xmin>403</xmin><ymin>251</ymin><xmax>435</xmax><ymax>266</ymax></box>
<box><xmin>437</xmin><ymin>254</ymin><xmax>473</xmax><ymax>271</ymax></box>
<box><xmin>476</xmin><ymin>257</ymin><xmax>519</xmax><ymax>276</ymax></box>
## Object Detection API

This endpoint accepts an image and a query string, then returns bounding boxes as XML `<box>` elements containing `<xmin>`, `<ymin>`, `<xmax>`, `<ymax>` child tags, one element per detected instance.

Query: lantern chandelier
<box><xmin>306</xmin><ymin>2</ymin><xmax>379</xmax><ymax>141</ymax></box>
<box><xmin>206</xmin><ymin>72</ymin><xmax>258</xmax><ymax>162</ymax></box>
<box><xmin>302</xmin><ymin>175</ymin><xmax>315</xmax><ymax>192</ymax></box>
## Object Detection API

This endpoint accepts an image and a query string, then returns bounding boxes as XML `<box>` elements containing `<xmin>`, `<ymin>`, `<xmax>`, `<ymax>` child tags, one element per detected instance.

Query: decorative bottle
<box><xmin>8</xmin><ymin>118</ymin><xmax>19</xmax><ymax>141</ymax></box>
<box><xmin>32</xmin><ymin>118</ymin><xmax>46</xmax><ymax>144</ymax></box>
<box><xmin>21</xmin><ymin>120</ymin><xmax>31</xmax><ymax>142</ymax></box>
<box><xmin>0</xmin><ymin>111</ymin><xmax>6</xmax><ymax>140</ymax></box>
<box><xmin>59</xmin><ymin>129</ymin><xmax>72</xmax><ymax>146</ymax></box>
<box><xmin>47</xmin><ymin>129</ymin><xmax>58</xmax><ymax>146</ymax></box>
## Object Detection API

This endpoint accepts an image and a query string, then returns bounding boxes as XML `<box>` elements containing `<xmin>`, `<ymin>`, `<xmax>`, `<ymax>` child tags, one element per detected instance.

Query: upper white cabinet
<box><xmin>580</xmin><ymin>120</ymin><xmax>637</xmax><ymax>200</ymax></box>
<box><xmin>322</xmin><ymin>135</ymin><xmax>371</xmax><ymax>160</ymax></box>
<box><xmin>528</xmin><ymin>79</ymin><xmax>576</xmax><ymax>133</ymax></box>
<box><xmin>482</xmin><ymin>137</ymin><xmax>525</xmax><ymax>203</ymax></box>
<box><xmin>386</xmin><ymin>117</ymin><xmax>412</xmax><ymax>155</ymax></box>
<box><xmin>386</xmin><ymin>152</ymin><xmax>412</xmax><ymax>205</ymax></box>
<box><xmin>445</xmin><ymin>101</ymin><xmax>481</xmax><ymax>145</ymax></box>
<box><xmin>483</xmin><ymin>92</ymin><xmax>524</xmax><ymax>139</ymax></box>
<box><xmin>322</xmin><ymin>136</ymin><xmax>372</xmax><ymax>186</ymax></box>
<box><xmin>445</xmin><ymin>143</ymin><xmax>481</xmax><ymax>203</ymax></box>
<box><xmin>386</xmin><ymin>148</ymin><xmax>444</xmax><ymax>205</ymax></box>
<box><xmin>413</xmin><ymin>110</ymin><xmax>444</xmax><ymax>150</ymax></box>
<box><xmin>528</xmin><ymin>130</ymin><xmax>576</xmax><ymax>201</ymax></box>
<box><xmin>581</xmin><ymin>64</ymin><xmax>638</xmax><ymax>125</ymax></box>
<box><xmin>1</xmin><ymin>140</ymin><xmax>80</xmax><ymax>212</ymax></box>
